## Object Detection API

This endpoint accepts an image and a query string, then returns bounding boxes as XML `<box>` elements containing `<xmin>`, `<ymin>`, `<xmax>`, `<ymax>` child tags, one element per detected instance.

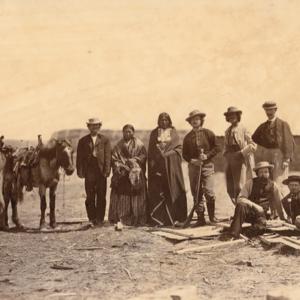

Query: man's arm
<box><xmin>206</xmin><ymin>130</ymin><xmax>221</xmax><ymax>160</ymax></box>
<box><xmin>240</xmin><ymin>127</ymin><xmax>257</xmax><ymax>157</ymax></box>
<box><xmin>182</xmin><ymin>135</ymin><xmax>191</xmax><ymax>163</ymax></box>
<box><xmin>281</xmin><ymin>121</ymin><xmax>295</xmax><ymax>160</ymax></box>
<box><xmin>237</xmin><ymin>180</ymin><xmax>264</xmax><ymax>213</ymax></box>
<box><xmin>281</xmin><ymin>195</ymin><xmax>292</xmax><ymax>219</ymax></box>
<box><xmin>104</xmin><ymin>138</ymin><xmax>112</xmax><ymax>177</ymax></box>
<box><xmin>252</xmin><ymin>124</ymin><xmax>262</xmax><ymax>145</ymax></box>
<box><xmin>76</xmin><ymin>138</ymin><xmax>84</xmax><ymax>178</ymax></box>
<box><xmin>272</xmin><ymin>183</ymin><xmax>285</xmax><ymax>220</ymax></box>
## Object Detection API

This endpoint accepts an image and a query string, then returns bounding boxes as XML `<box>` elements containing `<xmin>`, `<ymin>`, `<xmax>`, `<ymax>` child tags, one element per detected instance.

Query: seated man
<box><xmin>229</xmin><ymin>161</ymin><xmax>285</xmax><ymax>238</ymax></box>
<box><xmin>282</xmin><ymin>175</ymin><xmax>300</xmax><ymax>226</ymax></box>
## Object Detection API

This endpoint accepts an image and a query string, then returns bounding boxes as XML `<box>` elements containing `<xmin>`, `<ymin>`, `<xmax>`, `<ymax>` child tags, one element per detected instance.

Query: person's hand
<box><xmin>199</xmin><ymin>153</ymin><xmax>208</xmax><ymax>161</ymax></box>
<box><xmin>149</xmin><ymin>160</ymin><xmax>155</xmax><ymax>168</ymax></box>
<box><xmin>252</xmin><ymin>203</ymin><xmax>264</xmax><ymax>215</ymax></box>
<box><xmin>285</xmin><ymin>217</ymin><xmax>292</xmax><ymax>224</ymax></box>
<box><xmin>191</xmin><ymin>159</ymin><xmax>202</xmax><ymax>167</ymax></box>
<box><xmin>77</xmin><ymin>171</ymin><xmax>84</xmax><ymax>179</ymax></box>
<box><xmin>282</xmin><ymin>160</ymin><xmax>290</xmax><ymax>170</ymax></box>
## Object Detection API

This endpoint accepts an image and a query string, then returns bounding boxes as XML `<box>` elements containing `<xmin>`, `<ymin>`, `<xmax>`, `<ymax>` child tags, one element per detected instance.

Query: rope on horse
<box><xmin>62</xmin><ymin>169</ymin><xmax>66</xmax><ymax>223</ymax></box>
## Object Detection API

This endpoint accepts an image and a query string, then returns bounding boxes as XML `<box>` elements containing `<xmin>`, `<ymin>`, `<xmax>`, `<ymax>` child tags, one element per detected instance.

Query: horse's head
<box><xmin>55</xmin><ymin>139</ymin><xmax>75</xmax><ymax>176</ymax></box>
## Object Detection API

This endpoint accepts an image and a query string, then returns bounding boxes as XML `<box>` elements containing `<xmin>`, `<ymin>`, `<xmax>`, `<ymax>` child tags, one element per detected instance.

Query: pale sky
<box><xmin>1</xmin><ymin>0</ymin><xmax>300</xmax><ymax>140</ymax></box>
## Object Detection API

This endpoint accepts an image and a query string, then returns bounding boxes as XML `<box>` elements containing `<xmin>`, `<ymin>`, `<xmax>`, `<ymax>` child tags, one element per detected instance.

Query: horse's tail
<box><xmin>13</xmin><ymin>173</ymin><xmax>24</xmax><ymax>203</ymax></box>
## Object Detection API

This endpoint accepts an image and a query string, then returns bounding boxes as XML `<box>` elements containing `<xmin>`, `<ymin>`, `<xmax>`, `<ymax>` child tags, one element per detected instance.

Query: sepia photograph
<box><xmin>0</xmin><ymin>1</ymin><xmax>300</xmax><ymax>299</ymax></box>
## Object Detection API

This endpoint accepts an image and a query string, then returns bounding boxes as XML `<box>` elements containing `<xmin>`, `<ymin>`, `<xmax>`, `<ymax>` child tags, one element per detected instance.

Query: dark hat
<box><xmin>186</xmin><ymin>110</ymin><xmax>206</xmax><ymax>122</ymax></box>
<box><xmin>86</xmin><ymin>117</ymin><xmax>102</xmax><ymax>126</ymax></box>
<box><xmin>224</xmin><ymin>106</ymin><xmax>242</xmax><ymax>116</ymax></box>
<box><xmin>282</xmin><ymin>175</ymin><xmax>300</xmax><ymax>185</ymax></box>
<box><xmin>253</xmin><ymin>161</ymin><xmax>274</xmax><ymax>172</ymax></box>
<box><xmin>262</xmin><ymin>101</ymin><xmax>277</xmax><ymax>109</ymax></box>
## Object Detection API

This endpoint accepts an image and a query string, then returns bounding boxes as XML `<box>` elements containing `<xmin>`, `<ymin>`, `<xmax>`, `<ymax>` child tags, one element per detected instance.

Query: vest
<box><xmin>249</xmin><ymin>177</ymin><xmax>274</xmax><ymax>212</ymax></box>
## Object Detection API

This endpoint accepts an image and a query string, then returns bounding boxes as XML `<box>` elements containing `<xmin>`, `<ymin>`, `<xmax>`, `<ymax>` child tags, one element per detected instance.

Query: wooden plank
<box><xmin>259</xmin><ymin>236</ymin><xmax>300</xmax><ymax>250</ymax></box>
<box><xmin>129</xmin><ymin>285</ymin><xmax>198</xmax><ymax>300</ymax></box>
<box><xmin>158</xmin><ymin>226</ymin><xmax>222</xmax><ymax>238</ymax></box>
<box><xmin>152</xmin><ymin>231</ymin><xmax>187</xmax><ymax>241</ymax></box>
<box><xmin>175</xmin><ymin>239</ymin><xmax>245</xmax><ymax>254</ymax></box>
<box><xmin>57</xmin><ymin>218</ymin><xmax>88</xmax><ymax>225</ymax></box>
<box><xmin>215</xmin><ymin>222</ymin><xmax>251</xmax><ymax>229</ymax></box>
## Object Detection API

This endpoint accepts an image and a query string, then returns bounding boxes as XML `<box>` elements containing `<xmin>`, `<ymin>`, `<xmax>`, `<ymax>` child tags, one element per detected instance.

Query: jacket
<box><xmin>252</xmin><ymin>118</ymin><xmax>295</xmax><ymax>160</ymax></box>
<box><xmin>182</xmin><ymin>128</ymin><xmax>220</xmax><ymax>163</ymax></box>
<box><xmin>76</xmin><ymin>133</ymin><xmax>111</xmax><ymax>178</ymax></box>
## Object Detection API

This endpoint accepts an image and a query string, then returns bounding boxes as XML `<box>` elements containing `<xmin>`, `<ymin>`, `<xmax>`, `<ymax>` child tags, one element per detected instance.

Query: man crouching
<box><xmin>229</xmin><ymin>161</ymin><xmax>285</xmax><ymax>238</ymax></box>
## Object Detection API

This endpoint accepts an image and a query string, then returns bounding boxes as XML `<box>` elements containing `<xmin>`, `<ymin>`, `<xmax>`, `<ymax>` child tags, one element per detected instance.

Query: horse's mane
<box><xmin>38</xmin><ymin>138</ymin><xmax>72</xmax><ymax>160</ymax></box>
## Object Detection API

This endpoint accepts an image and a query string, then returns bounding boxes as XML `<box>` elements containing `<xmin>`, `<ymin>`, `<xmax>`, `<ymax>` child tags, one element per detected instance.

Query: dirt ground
<box><xmin>1</xmin><ymin>168</ymin><xmax>300</xmax><ymax>300</ymax></box>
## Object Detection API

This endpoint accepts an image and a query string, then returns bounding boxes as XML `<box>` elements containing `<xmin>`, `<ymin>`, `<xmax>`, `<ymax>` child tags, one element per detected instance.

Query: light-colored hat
<box><xmin>186</xmin><ymin>110</ymin><xmax>206</xmax><ymax>122</ymax></box>
<box><xmin>253</xmin><ymin>161</ymin><xmax>274</xmax><ymax>172</ymax></box>
<box><xmin>86</xmin><ymin>118</ymin><xmax>102</xmax><ymax>126</ymax></box>
<box><xmin>282</xmin><ymin>175</ymin><xmax>300</xmax><ymax>185</ymax></box>
<box><xmin>224</xmin><ymin>106</ymin><xmax>242</xmax><ymax>116</ymax></box>
<box><xmin>262</xmin><ymin>101</ymin><xmax>277</xmax><ymax>109</ymax></box>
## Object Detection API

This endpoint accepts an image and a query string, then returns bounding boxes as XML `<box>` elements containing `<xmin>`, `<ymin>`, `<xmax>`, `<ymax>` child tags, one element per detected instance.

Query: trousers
<box><xmin>230</xmin><ymin>201</ymin><xmax>266</xmax><ymax>238</ymax></box>
<box><xmin>84</xmin><ymin>158</ymin><xmax>107</xmax><ymax>223</ymax></box>
<box><xmin>188</xmin><ymin>162</ymin><xmax>216</xmax><ymax>214</ymax></box>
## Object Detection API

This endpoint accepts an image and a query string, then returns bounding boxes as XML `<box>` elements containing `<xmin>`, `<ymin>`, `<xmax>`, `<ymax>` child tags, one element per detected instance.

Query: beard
<box><xmin>257</xmin><ymin>176</ymin><xmax>269</xmax><ymax>184</ymax></box>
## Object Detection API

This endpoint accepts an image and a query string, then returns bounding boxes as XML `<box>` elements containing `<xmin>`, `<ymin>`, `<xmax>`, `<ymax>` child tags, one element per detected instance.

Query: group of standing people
<box><xmin>76</xmin><ymin>101</ymin><xmax>297</xmax><ymax>235</ymax></box>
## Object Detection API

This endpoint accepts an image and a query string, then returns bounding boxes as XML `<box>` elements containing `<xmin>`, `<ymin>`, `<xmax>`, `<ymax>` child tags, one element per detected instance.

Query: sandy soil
<box><xmin>0</xmin><ymin>171</ymin><xmax>299</xmax><ymax>300</ymax></box>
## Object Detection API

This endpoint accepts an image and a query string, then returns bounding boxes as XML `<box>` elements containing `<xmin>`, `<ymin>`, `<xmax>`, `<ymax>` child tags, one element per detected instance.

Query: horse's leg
<box><xmin>49</xmin><ymin>184</ymin><xmax>57</xmax><ymax>228</ymax></box>
<box><xmin>39</xmin><ymin>185</ymin><xmax>47</xmax><ymax>229</ymax></box>
<box><xmin>11</xmin><ymin>194</ymin><xmax>23</xmax><ymax>230</ymax></box>
<box><xmin>3</xmin><ymin>191</ymin><xmax>10</xmax><ymax>229</ymax></box>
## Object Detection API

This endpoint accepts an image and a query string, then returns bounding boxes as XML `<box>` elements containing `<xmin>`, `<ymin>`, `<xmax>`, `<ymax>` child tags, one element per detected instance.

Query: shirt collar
<box><xmin>267</xmin><ymin>116</ymin><xmax>277</xmax><ymax>122</ymax></box>
<box><xmin>193</xmin><ymin>127</ymin><xmax>204</xmax><ymax>132</ymax></box>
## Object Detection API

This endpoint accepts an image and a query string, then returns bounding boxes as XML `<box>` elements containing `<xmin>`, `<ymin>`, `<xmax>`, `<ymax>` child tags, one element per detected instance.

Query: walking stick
<box><xmin>183</xmin><ymin>149</ymin><xmax>204</xmax><ymax>228</ymax></box>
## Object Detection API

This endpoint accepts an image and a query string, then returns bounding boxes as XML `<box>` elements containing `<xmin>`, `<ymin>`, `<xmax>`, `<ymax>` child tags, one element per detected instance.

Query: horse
<box><xmin>16</xmin><ymin>139</ymin><xmax>75</xmax><ymax>229</ymax></box>
<box><xmin>0</xmin><ymin>150</ymin><xmax>7</xmax><ymax>229</ymax></box>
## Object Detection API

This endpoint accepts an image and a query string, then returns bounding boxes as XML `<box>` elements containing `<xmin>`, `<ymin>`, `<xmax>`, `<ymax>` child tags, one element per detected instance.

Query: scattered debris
<box><xmin>267</xmin><ymin>285</ymin><xmax>300</xmax><ymax>300</ymax></box>
<box><xmin>174</xmin><ymin>239</ymin><xmax>245</xmax><ymax>254</ymax></box>
<box><xmin>74</xmin><ymin>246</ymin><xmax>105</xmax><ymax>251</ymax></box>
<box><xmin>123</xmin><ymin>267</ymin><xmax>134</xmax><ymax>281</ymax></box>
<box><xmin>234</xmin><ymin>260</ymin><xmax>253</xmax><ymax>267</ymax></box>
<box><xmin>128</xmin><ymin>285</ymin><xmax>198</xmax><ymax>300</ymax></box>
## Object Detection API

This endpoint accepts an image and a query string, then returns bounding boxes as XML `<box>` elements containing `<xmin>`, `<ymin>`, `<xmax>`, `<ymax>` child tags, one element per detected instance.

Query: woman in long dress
<box><xmin>223</xmin><ymin>107</ymin><xmax>256</xmax><ymax>205</ymax></box>
<box><xmin>148</xmin><ymin>112</ymin><xmax>187</xmax><ymax>226</ymax></box>
<box><xmin>108</xmin><ymin>124</ymin><xmax>147</xmax><ymax>226</ymax></box>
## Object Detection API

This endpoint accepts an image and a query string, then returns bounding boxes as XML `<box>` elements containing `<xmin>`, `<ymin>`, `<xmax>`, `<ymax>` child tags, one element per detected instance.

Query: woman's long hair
<box><xmin>157</xmin><ymin>112</ymin><xmax>173</xmax><ymax>128</ymax></box>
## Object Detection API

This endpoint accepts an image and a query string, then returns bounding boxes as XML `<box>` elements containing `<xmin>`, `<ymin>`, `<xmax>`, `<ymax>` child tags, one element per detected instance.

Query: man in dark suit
<box><xmin>281</xmin><ymin>175</ymin><xmax>300</xmax><ymax>226</ymax></box>
<box><xmin>76</xmin><ymin>118</ymin><xmax>111</xmax><ymax>226</ymax></box>
<box><xmin>252</xmin><ymin>101</ymin><xmax>295</xmax><ymax>189</ymax></box>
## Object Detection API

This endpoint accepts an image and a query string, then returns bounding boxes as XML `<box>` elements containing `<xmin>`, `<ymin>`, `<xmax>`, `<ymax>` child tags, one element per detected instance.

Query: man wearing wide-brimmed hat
<box><xmin>183</xmin><ymin>110</ymin><xmax>221</xmax><ymax>226</ymax></box>
<box><xmin>76</xmin><ymin>118</ymin><xmax>112</xmax><ymax>226</ymax></box>
<box><xmin>281</xmin><ymin>175</ymin><xmax>300</xmax><ymax>227</ymax></box>
<box><xmin>229</xmin><ymin>161</ymin><xmax>285</xmax><ymax>238</ymax></box>
<box><xmin>252</xmin><ymin>101</ymin><xmax>295</xmax><ymax>188</ymax></box>
<box><xmin>223</xmin><ymin>107</ymin><xmax>256</xmax><ymax>205</ymax></box>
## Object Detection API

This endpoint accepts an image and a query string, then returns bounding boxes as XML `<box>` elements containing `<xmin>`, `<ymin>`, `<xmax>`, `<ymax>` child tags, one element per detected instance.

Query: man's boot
<box><xmin>191</xmin><ymin>211</ymin><xmax>206</xmax><ymax>227</ymax></box>
<box><xmin>207</xmin><ymin>201</ymin><xmax>219</xmax><ymax>223</ymax></box>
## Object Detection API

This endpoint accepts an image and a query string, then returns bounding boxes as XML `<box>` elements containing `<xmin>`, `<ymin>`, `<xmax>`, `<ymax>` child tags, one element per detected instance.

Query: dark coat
<box><xmin>252</xmin><ymin>118</ymin><xmax>295</xmax><ymax>160</ymax></box>
<box><xmin>76</xmin><ymin>133</ymin><xmax>111</xmax><ymax>178</ymax></box>
<box><xmin>282</xmin><ymin>192</ymin><xmax>300</xmax><ymax>224</ymax></box>
<box><xmin>182</xmin><ymin>128</ymin><xmax>220</xmax><ymax>163</ymax></box>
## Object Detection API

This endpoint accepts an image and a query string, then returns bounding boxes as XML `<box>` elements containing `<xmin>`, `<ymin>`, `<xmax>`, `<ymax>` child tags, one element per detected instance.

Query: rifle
<box><xmin>183</xmin><ymin>149</ymin><xmax>204</xmax><ymax>228</ymax></box>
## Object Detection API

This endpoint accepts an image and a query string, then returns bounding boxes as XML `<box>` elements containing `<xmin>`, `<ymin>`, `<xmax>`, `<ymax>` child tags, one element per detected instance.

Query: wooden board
<box><xmin>129</xmin><ymin>285</ymin><xmax>198</xmax><ymax>300</ymax></box>
<box><xmin>152</xmin><ymin>231</ymin><xmax>187</xmax><ymax>241</ymax></box>
<box><xmin>150</xmin><ymin>226</ymin><xmax>222</xmax><ymax>241</ymax></box>
<box><xmin>175</xmin><ymin>239</ymin><xmax>245</xmax><ymax>254</ymax></box>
